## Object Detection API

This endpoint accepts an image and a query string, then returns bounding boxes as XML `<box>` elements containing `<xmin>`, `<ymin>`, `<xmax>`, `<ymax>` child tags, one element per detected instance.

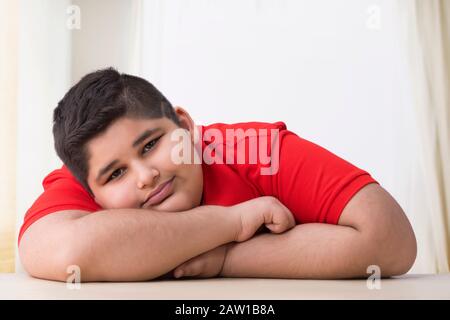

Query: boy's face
<box><xmin>86</xmin><ymin>107</ymin><xmax>203</xmax><ymax>212</ymax></box>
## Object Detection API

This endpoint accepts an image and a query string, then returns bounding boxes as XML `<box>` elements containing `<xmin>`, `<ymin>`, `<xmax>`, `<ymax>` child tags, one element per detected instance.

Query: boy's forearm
<box><xmin>221</xmin><ymin>223</ymin><xmax>389</xmax><ymax>279</ymax></box>
<box><xmin>69</xmin><ymin>205</ymin><xmax>237</xmax><ymax>282</ymax></box>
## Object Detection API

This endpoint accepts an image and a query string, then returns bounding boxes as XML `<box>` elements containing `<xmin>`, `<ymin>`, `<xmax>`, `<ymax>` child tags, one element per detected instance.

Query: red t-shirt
<box><xmin>18</xmin><ymin>121</ymin><xmax>378</xmax><ymax>245</ymax></box>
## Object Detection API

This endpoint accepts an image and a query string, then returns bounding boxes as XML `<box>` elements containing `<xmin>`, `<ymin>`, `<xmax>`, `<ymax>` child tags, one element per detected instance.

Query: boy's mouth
<box><xmin>141</xmin><ymin>176</ymin><xmax>175</xmax><ymax>208</ymax></box>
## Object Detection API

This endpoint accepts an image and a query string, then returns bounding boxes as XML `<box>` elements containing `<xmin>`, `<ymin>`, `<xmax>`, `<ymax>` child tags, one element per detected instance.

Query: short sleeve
<box><xmin>18</xmin><ymin>166</ymin><xmax>101</xmax><ymax>245</ymax></box>
<box><xmin>276</xmin><ymin>131</ymin><xmax>379</xmax><ymax>225</ymax></box>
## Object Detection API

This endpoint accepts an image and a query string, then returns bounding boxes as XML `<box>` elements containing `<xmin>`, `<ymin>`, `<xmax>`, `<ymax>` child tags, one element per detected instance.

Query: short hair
<box><xmin>53</xmin><ymin>67</ymin><xmax>180</xmax><ymax>194</ymax></box>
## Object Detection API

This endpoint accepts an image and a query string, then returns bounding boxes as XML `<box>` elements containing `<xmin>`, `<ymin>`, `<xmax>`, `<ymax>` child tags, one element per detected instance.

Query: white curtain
<box><xmin>13</xmin><ymin>0</ymin><xmax>72</xmax><ymax>273</ymax></box>
<box><xmin>71</xmin><ymin>0</ymin><xmax>142</xmax><ymax>82</ymax></box>
<box><xmin>4</xmin><ymin>0</ymin><xmax>448</xmax><ymax>275</ymax></box>
<box><xmin>0</xmin><ymin>0</ymin><xmax>19</xmax><ymax>273</ymax></box>
<box><xmin>399</xmin><ymin>0</ymin><xmax>450</xmax><ymax>273</ymax></box>
<box><xmin>137</xmin><ymin>0</ymin><xmax>449</xmax><ymax>274</ymax></box>
<box><xmin>0</xmin><ymin>0</ymin><xmax>140</xmax><ymax>274</ymax></box>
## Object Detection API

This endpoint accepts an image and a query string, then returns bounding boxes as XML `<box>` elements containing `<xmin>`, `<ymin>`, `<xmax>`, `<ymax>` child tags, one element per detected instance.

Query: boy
<box><xmin>18</xmin><ymin>68</ymin><xmax>417</xmax><ymax>282</ymax></box>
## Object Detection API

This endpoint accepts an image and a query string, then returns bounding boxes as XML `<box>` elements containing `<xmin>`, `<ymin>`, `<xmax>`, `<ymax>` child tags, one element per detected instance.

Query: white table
<box><xmin>1</xmin><ymin>273</ymin><xmax>449</xmax><ymax>300</ymax></box>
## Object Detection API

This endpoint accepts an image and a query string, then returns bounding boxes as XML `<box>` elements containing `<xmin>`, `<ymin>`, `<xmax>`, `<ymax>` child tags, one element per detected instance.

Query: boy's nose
<box><xmin>136</xmin><ymin>166</ymin><xmax>159</xmax><ymax>189</ymax></box>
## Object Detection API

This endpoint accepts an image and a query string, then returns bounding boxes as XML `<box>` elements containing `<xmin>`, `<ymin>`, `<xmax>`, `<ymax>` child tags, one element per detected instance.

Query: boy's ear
<box><xmin>174</xmin><ymin>106</ymin><xmax>196</xmax><ymax>141</ymax></box>
<box><xmin>174</xmin><ymin>106</ymin><xmax>201</xmax><ymax>152</ymax></box>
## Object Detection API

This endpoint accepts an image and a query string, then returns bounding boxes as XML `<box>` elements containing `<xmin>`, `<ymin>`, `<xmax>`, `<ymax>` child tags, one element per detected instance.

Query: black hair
<box><xmin>53</xmin><ymin>67</ymin><xmax>180</xmax><ymax>194</ymax></box>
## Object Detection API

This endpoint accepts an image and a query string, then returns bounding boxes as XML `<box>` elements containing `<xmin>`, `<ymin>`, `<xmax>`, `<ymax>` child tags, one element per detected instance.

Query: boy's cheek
<box><xmin>96</xmin><ymin>185</ymin><xmax>139</xmax><ymax>209</ymax></box>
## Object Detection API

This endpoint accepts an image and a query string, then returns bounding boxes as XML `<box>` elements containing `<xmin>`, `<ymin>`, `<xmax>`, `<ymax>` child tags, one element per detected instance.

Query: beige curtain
<box><xmin>404</xmin><ymin>0</ymin><xmax>450</xmax><ymax>273</ymax></box>
<box><xmin>0</xmin><ymin>0</ymin><xmax>18</xmax><ymax>273</ymax></box>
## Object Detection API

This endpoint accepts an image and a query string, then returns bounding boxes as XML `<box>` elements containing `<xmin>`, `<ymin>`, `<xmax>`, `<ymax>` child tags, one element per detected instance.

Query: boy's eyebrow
<box><xmin>96</xmin><ymin>160</ymin><xmax>119</xmax><ymax>183</ymax></box>
<box><xmin>96</xmin><ymin>127</ymin><xmax>162</xmax><ymax>182</ymax></box>
<box><xmin>131</xmin><ymin>127</ymin><xmax>162</xmax><ymax>148</ymax></box>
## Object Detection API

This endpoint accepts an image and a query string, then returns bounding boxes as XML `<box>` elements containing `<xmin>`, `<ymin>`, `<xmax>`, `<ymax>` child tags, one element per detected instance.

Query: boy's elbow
<box><xmin>339</xmin><ymin>184</ymin><xmax>417</xmax><ymax>277</ymax></box>
<box><xmin>391</xmin><ymin>228</ymin><xmax>417</xmax><ymax>276</ymax></box>
<box><xmin>19</xmin><ymin>230</ymin><xmax>87</xmax><ymax>283</ymax></box>
<box><xmin>370</xmin><ymin>211</ymin><xmax>417</xmax><ymax>277</ymax></box>
<box><xmin>18</xmin><ymin>210</ymin><xmax>93</xmax><ymax>282</ymax></box>
<box><xmin>381</xmin><ymin>233</ymin><xmax>417</xmax><ymax>277</ymax></box>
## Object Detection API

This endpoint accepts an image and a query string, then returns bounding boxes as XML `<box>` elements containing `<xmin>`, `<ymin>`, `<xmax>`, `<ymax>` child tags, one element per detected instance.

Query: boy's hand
<box><xmin>232</xmin><ymin>196</ymin><xmax>296</xmax><ymax>242</ymax></box>
<box><xmin>172</xmin><ymin>196</ymin><xmax>295</xmax><ymax>279</ymax></box>
<box><xmin>173</xmin><ymin>244</ymin><xmax>229</xmax><ymax>279</ymax></box>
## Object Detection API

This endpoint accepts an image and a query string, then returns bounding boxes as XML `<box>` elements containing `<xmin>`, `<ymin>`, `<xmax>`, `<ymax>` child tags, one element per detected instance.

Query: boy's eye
<box><xmin>105</xmin><ymin>136</ymin><xmax>162</xmax><ymax>184</ymax></box>
<box><xmin>143</xmin><ymin>136</ymin><xmax>162</xmax><ymax>154</ymax></box>
<box><xmin>107</xmin><ymin>168</ymin><xmax>125</xmax><ymax>182</ymax></box>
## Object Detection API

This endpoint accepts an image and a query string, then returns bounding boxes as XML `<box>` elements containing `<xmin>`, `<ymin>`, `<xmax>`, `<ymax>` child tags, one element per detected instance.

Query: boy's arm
<box><xmin>19</xmin><ymin>205</ymin><xmax>237</xmax><ymax>282</ymax></box>
<box><xmin>19</xmin><ymin>196</ymin><xmax>295</xmax><ymax>282</ymax></box>
<box><xmin>221</xmin><ymin>184</ymin><xmax>417</xmax><ymax>279</ymax></box>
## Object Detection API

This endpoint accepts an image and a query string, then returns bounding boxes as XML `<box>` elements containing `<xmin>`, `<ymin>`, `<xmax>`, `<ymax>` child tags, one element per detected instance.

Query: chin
<box><xmin>155</xmin><ymin>193</ymin><xmax>196</xmax><ymax>212</ymax></box>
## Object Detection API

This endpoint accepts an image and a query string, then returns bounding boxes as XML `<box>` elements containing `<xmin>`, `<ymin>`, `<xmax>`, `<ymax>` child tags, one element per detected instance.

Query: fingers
<box><xmin>266</xmin><ymin>208</ymin><xmax>296</xmax><ymax>234</ymax></box>
<box><xmin>173</xmin><ymin>267</ymin><xmax>185</xmax><ymax>278</ymax></box>
<box><xmin>265</xmin><ymin>222</ymin><xmax>289</xmax><ymax>233</ymax></box>
<box><xmin>174</xmin><ymin>259</ymin><xmax>205</xmax><ymax>278</ymax></box>
<box><xmin>280</xmin><ymin>202</ymin><xmax>296</xmax><ymax>228</ymax></box>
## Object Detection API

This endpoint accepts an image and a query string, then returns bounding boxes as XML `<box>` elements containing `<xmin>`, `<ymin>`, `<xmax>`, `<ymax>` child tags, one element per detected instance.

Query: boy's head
<box><xmin>53</xmin><ymin>67</ymin><xmax>203</xmax><ymax>212</ymax></box>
